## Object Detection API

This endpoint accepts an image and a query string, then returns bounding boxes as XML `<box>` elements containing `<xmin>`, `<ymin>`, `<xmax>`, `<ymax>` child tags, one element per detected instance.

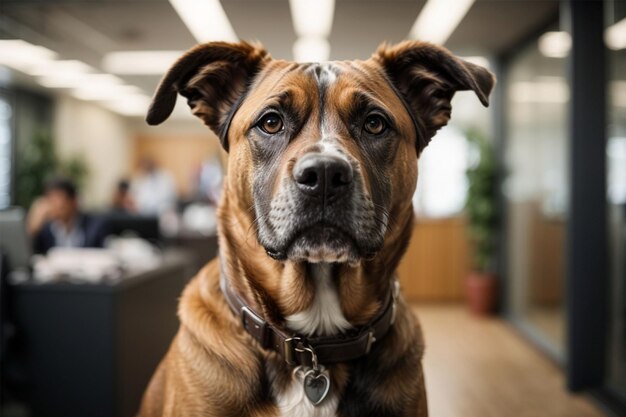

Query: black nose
<box><xmin>293</xmin><ymin>153</ymin><xmax>353</xmax><ymax>199</ymax></box>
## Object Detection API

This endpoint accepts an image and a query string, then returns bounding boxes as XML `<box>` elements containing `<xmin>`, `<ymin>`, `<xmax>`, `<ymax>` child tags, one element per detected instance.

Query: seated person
<box><xmin>27</xmin><ymin>177</ymin><xmax>109</xmax><ymax>254</ymax></box>
<box><xmin>110</xmin><ymin>179</ymin><xmax>136</xmax><ymax>213</ymax></box>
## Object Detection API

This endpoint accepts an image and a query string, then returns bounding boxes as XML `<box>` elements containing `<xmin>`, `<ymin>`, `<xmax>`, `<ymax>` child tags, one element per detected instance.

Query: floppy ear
<box><xmin>373</xmin><ymin>41</ymin><xmax>495</xmax><ymax>151</ymax></box>
<box><xmin>146</xmin><ymin>41</ymin><xmax>270</xmax><ymax>151</ymax></box>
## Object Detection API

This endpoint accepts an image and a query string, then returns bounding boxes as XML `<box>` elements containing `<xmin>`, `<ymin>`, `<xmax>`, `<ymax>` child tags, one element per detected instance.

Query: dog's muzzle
<box><xmin>258</xmin><ymin>149</ymin><xmax>387</xmax><ymax>264</ymax></box>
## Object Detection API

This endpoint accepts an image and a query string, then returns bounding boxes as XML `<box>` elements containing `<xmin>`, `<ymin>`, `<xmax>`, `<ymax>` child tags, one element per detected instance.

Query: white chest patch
<box><xmin>285</xmin><ymin>263</ymin><xmax>352</xmax><ymax>336</ymax></box>
<box><xmin>278</xmin><ymin>264</ymin><xmax>349</xmax><ymax>417</ymax></box>
<box><xmin>276</xmin><ymin>367</ymin><xmax>338</xmax><ymax>417</ymax></box>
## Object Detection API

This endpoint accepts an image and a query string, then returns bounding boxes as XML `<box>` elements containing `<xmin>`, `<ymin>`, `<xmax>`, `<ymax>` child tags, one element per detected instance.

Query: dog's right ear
<box><xmin>146</xmin><ymin>41</ymin><xmax>270</xmax><ymax>151</ymax></box>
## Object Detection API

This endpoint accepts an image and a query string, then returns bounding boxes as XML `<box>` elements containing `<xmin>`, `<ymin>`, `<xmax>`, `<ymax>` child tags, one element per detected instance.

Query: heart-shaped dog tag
<box><xmin>303</xmin><ymin>369</ymin><xmax>331</xmax><ymax>406</ymax></box>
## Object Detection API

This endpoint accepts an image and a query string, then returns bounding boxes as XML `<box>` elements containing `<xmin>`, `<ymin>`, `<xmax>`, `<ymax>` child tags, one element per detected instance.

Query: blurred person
<box><xmin>190</xmin><ymin>156</ymin><xmax>223</xmax><ymax>205</ymax></box>
<box><xmin>110</xmin><ymin>179</ymin><xmax>136</xmax><ymax>213</ymax></box>
<box><xmin>27</xmin><ymin>177</ymin><xmax>109</xmax><ymax>254</ymax></box>
<box><xmin>131</xmin><ymin>157</ymin><xmax>176</xmax><ymax>215</ymax></box>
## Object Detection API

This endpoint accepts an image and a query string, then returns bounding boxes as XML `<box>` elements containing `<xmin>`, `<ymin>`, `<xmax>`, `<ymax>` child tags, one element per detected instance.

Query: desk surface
<box><xmin>12</xmin><ymin>250</ymin><xmax>194</xmax><ymax>294</ymax></box>
<box><xmin>8</xmin><ymin>249</ymin><xmax>195</xmax><ymax>417</ymax></box>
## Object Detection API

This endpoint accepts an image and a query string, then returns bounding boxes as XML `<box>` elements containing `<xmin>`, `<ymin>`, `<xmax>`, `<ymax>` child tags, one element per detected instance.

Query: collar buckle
<box><xmin>241</xmin><ymin>306</ymin><xmax>270</xmax><ymax>347</ymax></box>
<box><xmin>283</xmin><ymin>336</ymin><xmax>301</xmax><ymax>365</ymax></box>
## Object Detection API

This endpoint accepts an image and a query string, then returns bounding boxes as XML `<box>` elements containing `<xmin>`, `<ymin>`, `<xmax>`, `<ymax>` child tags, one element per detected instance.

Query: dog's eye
<box><xmin>258</xmin><ymin>113</ymin><xmax>284</xmax><ymax>134</ymax></box>
<box><xmin>363</xmin><ymin>114</ymin><xmax>387</xmax><ymax>135</ymax></box>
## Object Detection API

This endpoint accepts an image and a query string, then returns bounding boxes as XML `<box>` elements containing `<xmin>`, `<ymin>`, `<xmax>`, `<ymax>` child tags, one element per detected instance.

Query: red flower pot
<box><xmin>465</xmin><ymin>271</ymin><xmax>498</xmax><ymax>315</ymax></box>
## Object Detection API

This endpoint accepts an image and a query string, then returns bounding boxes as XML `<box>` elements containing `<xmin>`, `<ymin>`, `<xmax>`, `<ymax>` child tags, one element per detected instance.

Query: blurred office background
<box><xmin>0</xmin><ymin>0</ymin><xmax>624</xmax><ymax>416</ymax></box>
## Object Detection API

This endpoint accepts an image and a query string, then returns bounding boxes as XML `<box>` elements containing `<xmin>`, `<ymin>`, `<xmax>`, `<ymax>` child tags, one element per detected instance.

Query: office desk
<box><xmin>9</xmin><ymin>252</ymin><xmax>195</xmax><ymax>417</ymax></box>
<box><xmin>165</xmin><ymin>231</ymin><xmax>218</xmax><ymax>274</ymax></box>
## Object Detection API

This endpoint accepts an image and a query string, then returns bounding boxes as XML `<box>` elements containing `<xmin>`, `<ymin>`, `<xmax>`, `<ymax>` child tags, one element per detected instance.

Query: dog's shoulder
<box><xmin>178</xmin><ymin>259</ymin><xmax>259</xmax><ymax>367</ymax></box>
<box><xmin>140</xmin><ymin>260</ymin><xmax>277</xmax><ymax>416</ymax></box>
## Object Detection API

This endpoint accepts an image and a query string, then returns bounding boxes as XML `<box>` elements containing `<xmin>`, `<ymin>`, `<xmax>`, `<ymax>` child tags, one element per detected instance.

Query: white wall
<box><xmin>53</xmin><ymin>96</ymin><xmax>132</xmax><ymax>208</ymax></box>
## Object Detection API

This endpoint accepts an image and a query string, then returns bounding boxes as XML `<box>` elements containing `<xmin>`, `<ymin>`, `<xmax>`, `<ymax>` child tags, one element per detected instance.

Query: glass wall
<box><xmin>504</xmin><ymin>23</ymin><xmax>569</xmax><ymax>359</ymax></box>
<box><xmin>0</xmin><ymin>91</ymin><xmax>11</xmax><ymax>209</ymax></box>
<box><xmin>606</xmin><ymin>0</ymin><xmax>626</xmax><ymax>404</ymax></box>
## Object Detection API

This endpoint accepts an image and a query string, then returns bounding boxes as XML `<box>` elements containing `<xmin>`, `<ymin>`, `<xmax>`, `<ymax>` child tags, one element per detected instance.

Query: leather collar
<box><xmin>220</xmin><ymin>267</ymin><xmax>399</xmax><ymax>367</ymax></box>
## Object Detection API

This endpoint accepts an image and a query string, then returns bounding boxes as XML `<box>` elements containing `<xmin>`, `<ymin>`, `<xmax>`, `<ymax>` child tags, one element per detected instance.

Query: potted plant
<box><xmin>15</xmin><ymin>130</ymin><xmax>89</xmax><ymax>208</ymax></box>
<box><xmin>464</xmin><ymin>129</ymin><xmax>499</xmax><ymax>315</ymax></box>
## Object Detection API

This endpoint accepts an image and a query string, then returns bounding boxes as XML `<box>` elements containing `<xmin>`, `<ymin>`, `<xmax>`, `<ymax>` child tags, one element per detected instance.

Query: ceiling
<box><xmin>0</xmin><ymin>0</ymin><xmax>559</xmax><ymax>98</ymax></box>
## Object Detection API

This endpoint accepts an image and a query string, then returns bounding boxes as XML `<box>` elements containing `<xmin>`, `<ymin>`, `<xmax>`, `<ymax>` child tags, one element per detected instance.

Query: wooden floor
<box><xmin>413</xmin><ymin>305</ymin><xmax>607</xmax><ymax>417</ymax></box>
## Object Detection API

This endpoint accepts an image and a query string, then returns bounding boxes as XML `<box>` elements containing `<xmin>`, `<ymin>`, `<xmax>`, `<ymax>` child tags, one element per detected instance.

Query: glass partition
<box><xmin>504</xmin><ymin>23</ymin><xmax>568</xmax><ymax>359</ymax></box>
<box><xmin>0</xmin><ymin>91</ymin><xmax>11</xmax><ymax>209</ymax></box>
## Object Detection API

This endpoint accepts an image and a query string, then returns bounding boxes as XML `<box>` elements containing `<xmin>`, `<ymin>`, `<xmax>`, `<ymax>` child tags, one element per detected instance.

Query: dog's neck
<box><xmin>217</xmin><ymin>191</ymin><xmax>414</xmax><ymax>337</ymax></box>
<box><xmin>284</xmin><ymin>263</ymin><xmax>351</xmax><ymax>336</ymax></box>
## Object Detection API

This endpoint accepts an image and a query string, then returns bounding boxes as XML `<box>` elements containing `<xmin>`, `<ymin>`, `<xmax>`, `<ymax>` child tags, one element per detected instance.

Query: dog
<box><xmin>138</xmin><ymin>40</ymin><xmax>494</xmax><ymax>417</ymax></box>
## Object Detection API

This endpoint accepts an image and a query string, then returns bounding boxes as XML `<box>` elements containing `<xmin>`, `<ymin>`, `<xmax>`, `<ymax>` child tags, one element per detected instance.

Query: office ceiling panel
<box><xmin>329</xmin><ymin>0</ymin><xmax>425</xmax><ymax>60</ymax></box>
<box><xmin>222</xmin><ymin>0</ymin><xmax>296</xmax><ymax>60</ymax></box>
<box><xmin>0</xmin><ymin>0</ymin><xmax>560</xmax><ymax>96</ymax></box>
<box><xmin>447</xmin><ymin>0</ymin><xmax>560</xmax><ymax>55</ymax></box>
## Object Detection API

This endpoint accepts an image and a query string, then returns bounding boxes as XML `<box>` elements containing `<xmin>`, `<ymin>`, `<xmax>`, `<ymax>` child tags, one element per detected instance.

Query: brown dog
<box><xmin>139</xmin><ymin>40</ymin><xmax>494</xmax><ymax>417</ymax></box>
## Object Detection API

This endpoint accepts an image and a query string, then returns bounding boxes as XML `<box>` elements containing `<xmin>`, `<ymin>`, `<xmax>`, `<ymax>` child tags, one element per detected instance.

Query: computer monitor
<box><xmin>105</xmin><ymin>213</ymin><xmax>161</xmax><ymax>242</ymax></box>
<box><xmin>0</xmin><ymin>207</ymin><xmax>32</xmax><ymax>270</ymax></box>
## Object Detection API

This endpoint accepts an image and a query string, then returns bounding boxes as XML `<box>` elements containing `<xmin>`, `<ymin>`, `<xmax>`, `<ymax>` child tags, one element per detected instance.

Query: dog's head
<box><xmin>148</xmin><ymin>41</ymin><xmax>494</xmax><ymax>265</ymax></box>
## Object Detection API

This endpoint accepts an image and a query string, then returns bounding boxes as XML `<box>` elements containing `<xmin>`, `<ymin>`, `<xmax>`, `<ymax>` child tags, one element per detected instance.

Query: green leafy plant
<box><xmin>464</xmin><ymin>129</ymin><xmax>498</xmax><ymax>272</ymax></box>
<box><xmin>59</xmin><ymin>155</ymin><xmax>89</xmax><ymax>190</ymax></box>
<box><xmin>15</xmin><ymin>130</ymin><xmax>89</xmax><ymax>208</ymax></box>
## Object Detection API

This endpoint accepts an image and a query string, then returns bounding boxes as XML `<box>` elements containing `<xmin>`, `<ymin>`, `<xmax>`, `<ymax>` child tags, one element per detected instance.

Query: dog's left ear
<box><xmin>146</xmin><ymin>41</ymin><xmax>270</xmax><ymax>151</ymax></box>
<box><xmin>373</xmin><ymin>41</ymin><xmax>495</xmax><ymax>151</ymax></box>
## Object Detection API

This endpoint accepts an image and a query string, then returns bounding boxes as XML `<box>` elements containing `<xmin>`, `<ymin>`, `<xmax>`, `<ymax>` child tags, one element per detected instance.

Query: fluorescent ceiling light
<box><xmin>606</xmin><ymin>17</ymin><xmax>626</xmax><ymax>50</ymax></box>
<box><xmin>0</xmin><ymin>39</ymin><xmax>154</xmax><ymax>117</ymax></box>
<box><xmin>103</xmin><ymin>51</ymin><xmax>183</xmax><ymax>74</ymax></box>
<box><xmin>72</xmin><ymin>83</ymin><xmax>142</xmax><ymax>101</ymax></box>
<box><xmin>40</xmin><ymin>73</ymin><xmax>124</xmax><ymax>89</ymax></box>
<box><xmin>409</xmin><ymin>0</ymin><xmax>475</xmax><ymax>45</ymax></box>
<box><xmin>29</xmin><ymin>60</ymin><xmax>93</xmax><ymax>77</ymax></box>
<box><xmin>169</xmin><ymin>0</ymin><xmax>237</xmax><ymax>42</ymax></box>
<box><xmin>293</xmin><ymin>37</ymin><xmax>330</xmax><ymax>63</ymax></box>
<box><xmin>538</xmin><ymin>31</ymin><xmax>571</xmax><ymax>58</ymax></box>
<box><xmin>103</xmin><ymin>94</ymin><xmax>152</xmax><ymax>116</ymax></box>
<box><xmin>460</xmin><ymin>56</ymin><xmax>490</xmax><ymax>69</ymax></box>
<box><xmin>0</xmin><ymin>40</ymin><xmax>57</xmax><ymax>72</ymax></box>
<box><xmin>289</xmin><ymin>0</ymin><xmax>335</xmax><ymax>38</ymax></box>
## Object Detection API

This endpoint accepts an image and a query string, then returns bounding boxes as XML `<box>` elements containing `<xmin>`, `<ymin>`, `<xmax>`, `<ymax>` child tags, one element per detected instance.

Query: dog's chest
<box><xmin>275</xmin><ymin>264</ymin><xmax>346</xmax><ymax>417</ymax></box>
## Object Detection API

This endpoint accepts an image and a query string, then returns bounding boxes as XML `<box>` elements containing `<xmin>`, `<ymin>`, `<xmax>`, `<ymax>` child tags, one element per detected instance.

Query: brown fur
<box><xmin>139</xmin><ymin>40</ymin><xmax>494</xmax><ymax>417</ymax></box>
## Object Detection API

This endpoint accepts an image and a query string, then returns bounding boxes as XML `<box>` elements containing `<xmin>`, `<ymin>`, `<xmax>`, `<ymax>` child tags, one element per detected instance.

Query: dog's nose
<box><xmin>293</xmin><ymin>153</ymin><xmax>353</xmax><ymax>199</ymax></box>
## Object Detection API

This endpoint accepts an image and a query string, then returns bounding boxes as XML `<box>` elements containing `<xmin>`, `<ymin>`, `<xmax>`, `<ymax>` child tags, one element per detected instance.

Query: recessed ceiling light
<box><xmin>538</xmin><ymin>31</ymin><xmax>571</xmax><ymax>58</ymax></box>
<box><xmin>169</xmin><ymin>0</ymin><xmax>237</xmax><ymax>42</ymax></box>
<box><xmin>606</xmin><ymin>17</ymin><xmax>626</xmax><ymax>50</ymax></box>
<box><xmin>409</xmin><ymin>0</ymin><xmax>475</xmax><ymax>45</ymax></box>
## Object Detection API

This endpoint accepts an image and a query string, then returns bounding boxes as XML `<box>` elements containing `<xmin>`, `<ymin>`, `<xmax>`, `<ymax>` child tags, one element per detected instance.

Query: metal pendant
<box><xmin>303</xmin><ymin>368</ymin><xmax>331</xmax><ymax>406</ymax></box>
